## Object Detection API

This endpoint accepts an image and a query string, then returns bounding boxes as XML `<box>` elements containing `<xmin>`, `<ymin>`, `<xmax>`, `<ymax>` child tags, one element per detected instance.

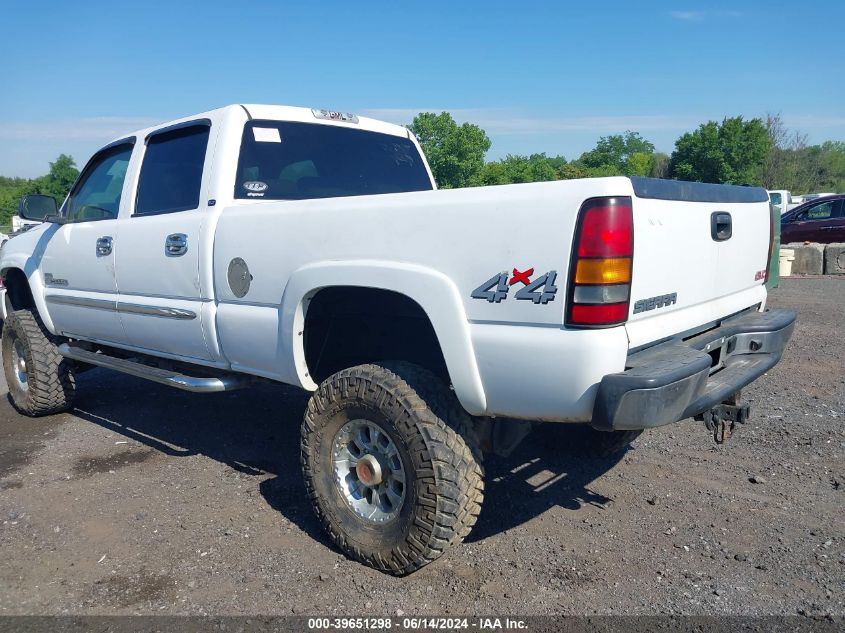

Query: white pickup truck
<box><xmin>1</xmin><ymin>104</ymin><xmax>795</xmax><ymax>575</ymax></box>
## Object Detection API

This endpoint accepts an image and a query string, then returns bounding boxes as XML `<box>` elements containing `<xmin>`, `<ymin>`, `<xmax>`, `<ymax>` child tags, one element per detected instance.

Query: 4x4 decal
<box><xmin>471</xmin><ymin>268</ymin><xmax>558</xmax><ymax>304</ymax></box>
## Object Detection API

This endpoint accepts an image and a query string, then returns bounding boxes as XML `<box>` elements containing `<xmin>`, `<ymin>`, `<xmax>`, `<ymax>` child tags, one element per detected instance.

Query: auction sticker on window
<box><xmin>252</xmin><ymin>127</ymin><xmax>281</xmax><ymax>143</ymax></box>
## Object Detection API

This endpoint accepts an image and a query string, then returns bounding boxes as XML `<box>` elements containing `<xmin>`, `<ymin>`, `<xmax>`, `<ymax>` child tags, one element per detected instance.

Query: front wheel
<box><xmin>301</xmin><ymin>362</ymin><xmax>483</xmax><ymax>575</ymax></box>
<box><xmin>2</xmin><ymin>310</ymin><xmax>75</xmax><ymax>416</ymax></box>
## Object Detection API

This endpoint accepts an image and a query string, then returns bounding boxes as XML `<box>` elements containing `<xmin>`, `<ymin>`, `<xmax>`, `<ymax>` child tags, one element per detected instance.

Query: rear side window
<box><xmin>235</xmin><ymin>120</ymin><xmax>432</xmax><ymax>201</ymax></box>
<box><xmin>135</xmin><ymin>124</ymin><xmax>210</xmax><ymax>216</ymax></box>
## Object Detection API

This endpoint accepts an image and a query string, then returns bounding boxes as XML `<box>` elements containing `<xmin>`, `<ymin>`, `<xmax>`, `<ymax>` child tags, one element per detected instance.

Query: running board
<box><xmin>57</xmin><ymin>343</ymin><xmax>252</xmax><ymax>393</ymax></box>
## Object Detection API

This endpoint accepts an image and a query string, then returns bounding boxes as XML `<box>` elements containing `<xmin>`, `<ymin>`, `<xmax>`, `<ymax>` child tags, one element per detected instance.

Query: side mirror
<box><xmin>18</xmin><ymin>194</ymin><xmax>58</xmax><ymax>222</ymax></box>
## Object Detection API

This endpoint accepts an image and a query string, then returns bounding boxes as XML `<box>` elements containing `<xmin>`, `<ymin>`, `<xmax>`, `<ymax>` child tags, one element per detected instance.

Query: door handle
<box><xmin>165</xmin><ymin>233</ymin><xmax>188</xmax><ymax>257</ymax></box>
<box><xmin>710</xmin><ymin>212</ymin><xmax>732</xmax><ymax>241</ymax></box>
<box><xmin>96</xmin><ymin>236</ymin><xmax>113</xmax><ymax>257</ymax></box>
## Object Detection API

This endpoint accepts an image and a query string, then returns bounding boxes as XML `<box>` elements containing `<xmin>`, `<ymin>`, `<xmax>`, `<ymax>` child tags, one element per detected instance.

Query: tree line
<box><xmin>0</xmin><ymin>113</ymin><xmax>842</xmax><ymax>230</ymax></box>
<box><xmin>0</xmin><ymin>155</ymin><xmax>79</xmax><ymax>230</ymax></box>
<box><xmin>408</xmin><ymin>112</ymin><xmax>845</xmax><ymax>192</ymax></box>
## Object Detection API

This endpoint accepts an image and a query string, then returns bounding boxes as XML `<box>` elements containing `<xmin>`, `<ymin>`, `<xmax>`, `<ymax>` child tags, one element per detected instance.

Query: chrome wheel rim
<box><xmin>11</xmin><ymin>339</ymin><xmax>29</xmax><ymax>392</ymax></box>
<box><xmin>332</xmin><ymin>419</ymin><xmax>406</xmax><ymax>523</ymax></box>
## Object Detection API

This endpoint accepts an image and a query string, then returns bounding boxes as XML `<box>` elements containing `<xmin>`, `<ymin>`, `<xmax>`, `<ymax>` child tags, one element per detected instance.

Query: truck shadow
<box><xmin>56</xmin><ymin>369</ymin><xmax>626</xmax><ymax>549</ymax></box>
<box><xmin>466</xmin><ymin>425</ymin><xmax>626</xmax><ymax>542</ymax></box>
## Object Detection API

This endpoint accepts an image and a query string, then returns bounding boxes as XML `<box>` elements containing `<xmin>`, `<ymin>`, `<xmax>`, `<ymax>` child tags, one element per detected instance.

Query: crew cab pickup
<box><xmin>1</xmin><ymin>104</ymin><xmax>795</xmax><ymax>575</ymax></box>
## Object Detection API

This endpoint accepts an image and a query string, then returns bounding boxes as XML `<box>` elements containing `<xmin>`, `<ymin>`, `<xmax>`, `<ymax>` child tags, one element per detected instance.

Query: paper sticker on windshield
<box><xmin>243</xmin><ymin>181</ymin><xmax>268</xmax><ymax>194</ymax></box>
<box><xmin>252</xmin><ymin>127</ymin><xmax>281</xmax><ymax>143</ymax></box>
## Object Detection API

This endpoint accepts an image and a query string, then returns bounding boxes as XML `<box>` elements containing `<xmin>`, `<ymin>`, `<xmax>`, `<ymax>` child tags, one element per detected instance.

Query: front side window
<box><xmin>234</xmin><ymin>121</ymin><xmax>433</xmax><ymax>201</ymax></box>
<box><xmin>64</xmin><ymin>143</ymin><xmax>133</xmax><ymax>222</ymax></box>
<box><xmin>800</xmin><ymin>200</ymin><xmax>836</xmax><ymax>221</ymax></box>
<box><xmin>135</xmin><ymin>124</ymin><xmax>210</xmax><ymax>216</ymax></box>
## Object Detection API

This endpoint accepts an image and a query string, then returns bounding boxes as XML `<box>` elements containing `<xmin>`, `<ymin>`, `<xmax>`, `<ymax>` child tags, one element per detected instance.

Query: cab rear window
<box><xmin>235</xmin><ymin>121</ymin><xmax>432</xmax><ymax>201</ymax></box>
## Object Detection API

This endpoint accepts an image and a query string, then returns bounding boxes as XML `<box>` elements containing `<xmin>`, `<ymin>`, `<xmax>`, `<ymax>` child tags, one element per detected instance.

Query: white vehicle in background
<box><xmin>11</xmin><ymin>214</ymin><xmax>43</xmax><ymax>233</ymax></box>
<box><xmin>767</xmin><ymin>189</ymin><xmax>803</xmax><ymax>215</ymax></box>
<box><xmin>1</xmin><ymin>104</ymin><xmax>796</xmax><ymax>575</ymax></box>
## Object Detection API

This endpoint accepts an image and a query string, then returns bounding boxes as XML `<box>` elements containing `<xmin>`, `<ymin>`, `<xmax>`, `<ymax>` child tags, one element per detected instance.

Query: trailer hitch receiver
<box><xmin>697</xmin><ymin>396</ymin><xmax>750</xmax><ymax>444</ymax></box>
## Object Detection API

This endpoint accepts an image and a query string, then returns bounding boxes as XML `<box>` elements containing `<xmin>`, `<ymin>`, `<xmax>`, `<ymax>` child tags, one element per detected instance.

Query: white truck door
<box><xmin>39</xmin><ymin>140</ymin><xmax>135</xmax><ymax>344</ymax></box>
<box><xmin>112</xmin><ymin>121</ymin><xmax>215</xmax><ymax>361</ymax></box>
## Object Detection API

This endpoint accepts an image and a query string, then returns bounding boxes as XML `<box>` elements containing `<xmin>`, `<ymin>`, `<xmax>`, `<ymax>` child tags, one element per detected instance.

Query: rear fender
<box><xmin>281</xmin><ymin>260</ymin><xmax>487</xmax><ymax>415</ymax></box>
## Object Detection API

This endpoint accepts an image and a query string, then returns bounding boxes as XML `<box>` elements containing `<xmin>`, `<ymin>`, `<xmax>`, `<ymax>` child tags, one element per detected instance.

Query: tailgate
<box><xmin>625</xmin><ymin>178</ymin><xmax>771</xmax><ymax>348</ymax></box>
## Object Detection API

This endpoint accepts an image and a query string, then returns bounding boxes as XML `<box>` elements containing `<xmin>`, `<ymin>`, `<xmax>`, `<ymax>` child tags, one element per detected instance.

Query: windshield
<box><xmin>235</xmin><ymin>120</ymin><xmax>433</xmax><ymax>201</ymax></box>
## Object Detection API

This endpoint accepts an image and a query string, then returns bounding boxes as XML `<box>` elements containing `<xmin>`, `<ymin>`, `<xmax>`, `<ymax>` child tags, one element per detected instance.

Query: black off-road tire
<box><xmin>2</xmin><ymin>309</ymin><xmax>76</xmax><ymax>416</ymax></box>
<box><xmin>301</xmin><ymin>362</ymin><xmax>484</xmax><ymax>575</ymax></box>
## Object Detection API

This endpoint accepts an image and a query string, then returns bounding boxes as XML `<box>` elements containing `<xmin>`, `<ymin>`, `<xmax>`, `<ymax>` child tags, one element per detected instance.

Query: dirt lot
<box><xmin>0</xmin><ymin>277</ymin><xmax>842</xmax><ymax>616</ymax></box>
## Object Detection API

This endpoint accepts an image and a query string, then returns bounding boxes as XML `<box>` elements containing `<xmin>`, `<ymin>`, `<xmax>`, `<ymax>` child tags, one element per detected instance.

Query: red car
<box><xmin>781</xmin><ymin>194</ymin><xmax>845</xmax><ymax>243</ymax></box>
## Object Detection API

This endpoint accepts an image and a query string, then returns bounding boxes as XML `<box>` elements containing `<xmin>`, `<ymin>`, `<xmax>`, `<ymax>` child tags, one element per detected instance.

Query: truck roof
<box><xmin>108</xmin><ymin>104</ymin><xmax>412</xmax><ymax>146</ymax></box>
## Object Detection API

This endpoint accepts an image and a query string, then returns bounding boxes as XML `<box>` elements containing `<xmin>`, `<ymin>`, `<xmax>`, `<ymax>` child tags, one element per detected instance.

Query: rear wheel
<box><xmin>301</xmin><ymin>362</ymin><xmax>483</xmax><ymax>575</ymax></box>
<box><xmin>2</xmin><ymin>310</ymin><xmax>75</xmax><ymax>416</ymax></box>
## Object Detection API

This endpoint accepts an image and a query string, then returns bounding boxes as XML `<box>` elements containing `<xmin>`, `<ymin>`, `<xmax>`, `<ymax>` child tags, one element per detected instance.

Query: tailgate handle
<box><xmin>711</xmin><ymin>212</ymin><xmax>732</xmax><ymax>241</ymax></box>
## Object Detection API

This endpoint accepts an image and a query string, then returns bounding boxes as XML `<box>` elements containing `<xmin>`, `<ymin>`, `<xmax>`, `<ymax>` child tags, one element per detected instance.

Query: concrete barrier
<box><xmin>824</xmin><ymin>243</ymin><xmax>845</xmax><ymax>275</ymax></box>
<box><xmin>782</xmin><ymin>243</ymin><xmax>824</xmax><ymax>275</ymax></box>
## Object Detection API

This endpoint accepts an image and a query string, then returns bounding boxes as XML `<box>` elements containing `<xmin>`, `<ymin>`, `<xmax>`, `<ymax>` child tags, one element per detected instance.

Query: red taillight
<box><xmin>566</xmin><ymin>197</ymin><xmax>633</xmax><ymax>328</ymax></box>
<box><xmin>570</xmin><ymin>303</ymin><xmax>629</xmax><ymax>324</ymax></box>
<box><xmin>577</xmin><ymin>204</ymin><xmax>633</xmax><ymax>258</ymax></box>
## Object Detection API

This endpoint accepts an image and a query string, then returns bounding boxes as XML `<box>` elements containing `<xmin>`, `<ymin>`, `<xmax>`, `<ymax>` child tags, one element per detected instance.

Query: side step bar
<box><xmin>58</xmin><ymin>344</ymin><xmax>252</xmax><ymax>393</ymax></box>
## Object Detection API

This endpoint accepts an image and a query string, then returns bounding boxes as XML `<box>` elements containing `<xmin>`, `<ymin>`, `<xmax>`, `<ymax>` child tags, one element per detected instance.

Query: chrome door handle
<box><xmin>165</xmin><ymin>233</ymin><xmax>188</xmax><ymax>257</ymax></box>
<box><xmin>96</xmin><ymin>236</ymin><xmax>113</xmax><ymax>257</ymax></box>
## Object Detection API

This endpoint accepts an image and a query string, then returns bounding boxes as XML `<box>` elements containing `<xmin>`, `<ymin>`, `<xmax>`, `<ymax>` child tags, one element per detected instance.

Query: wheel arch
<box><xmin>281</xmin><ymin>260</ymin><xmax>487</xmax><ymax>416</ymax></box>
<box><xmin>1</xmin><ymin>265</ymin><xmax>55</xmax><ymax>332</ymax></box>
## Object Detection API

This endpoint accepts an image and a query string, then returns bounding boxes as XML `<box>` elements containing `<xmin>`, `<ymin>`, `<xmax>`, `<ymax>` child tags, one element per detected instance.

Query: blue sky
<box><xmin>1</xmin><ymin>0</ymin><xmax>843</xmax><ymax>177</ymax></box>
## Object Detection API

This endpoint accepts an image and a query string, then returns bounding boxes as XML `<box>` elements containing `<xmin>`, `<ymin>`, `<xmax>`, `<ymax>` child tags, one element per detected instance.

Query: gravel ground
<box><xmin>0</xmin><ymin>277</ymin><xmax>842</xmax><ymax>616</ymax></box>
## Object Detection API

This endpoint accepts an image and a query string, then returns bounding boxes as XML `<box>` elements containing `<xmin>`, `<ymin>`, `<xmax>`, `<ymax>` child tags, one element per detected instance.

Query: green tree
<box><xmin>817</xmin><ymin>141</ymin><xmax>845</xmax><ymax>192</ymax></box>
<box><xmin>581</xmin><ymin>163</ymin><xmax>624</xmax><ymax>178</ymax></box>
<box><xmin>669</xmin><ymin>116</ymin><xmax>771</xmax><ymax>184</ymax></box>
<box><xmin>557</xmin><ymin>163</ymin><xmax>587</xmax><ymax>180</ymax></box>
<box><xmin>0</xmin><ymin>177</ymin><xmax>31</xmax><ymax>229</ymax></box>
<box><xmin>408</xmin><ymin>113</ymin><xmax>491</xmax><ymax>188</ymax></box>
<box><xmin>35</xmin><ymin>154</ymin><xmax>79</xmax><ymax>203</ymax></box>
<box><xmin>650</xmin><ymin>152</ymin><xmax>670</xmax><ymax>178</ymax></box>
<box><xmin>626</xmin><ymin>152</ymin><xmax>655</xmax><ymax>177</ymax></box>
<box><xmin>759</xmin><ymin>113</ymin><xmax>820</xmax><ymax>191</ymax></box>
<box><xmin>578</xmin><ymin>131</ymin><xmax>656</xmax><ymax>174</ymax></box>
<box><xmin>478</xmin><ymin>153</ymin><xmax>567</xmax><ymax>185</ymax></box>
<box><xmin>0</xmin><ymin>155</ymin><xmax>79</xmax><ymax>230</ymax></box>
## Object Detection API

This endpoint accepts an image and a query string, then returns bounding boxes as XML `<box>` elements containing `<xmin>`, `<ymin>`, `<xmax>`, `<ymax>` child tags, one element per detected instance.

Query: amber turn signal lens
<box><xmin>574</xmin><ymin>258</ymin><xmax>632</xmax><ymax>284</ymax></box>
